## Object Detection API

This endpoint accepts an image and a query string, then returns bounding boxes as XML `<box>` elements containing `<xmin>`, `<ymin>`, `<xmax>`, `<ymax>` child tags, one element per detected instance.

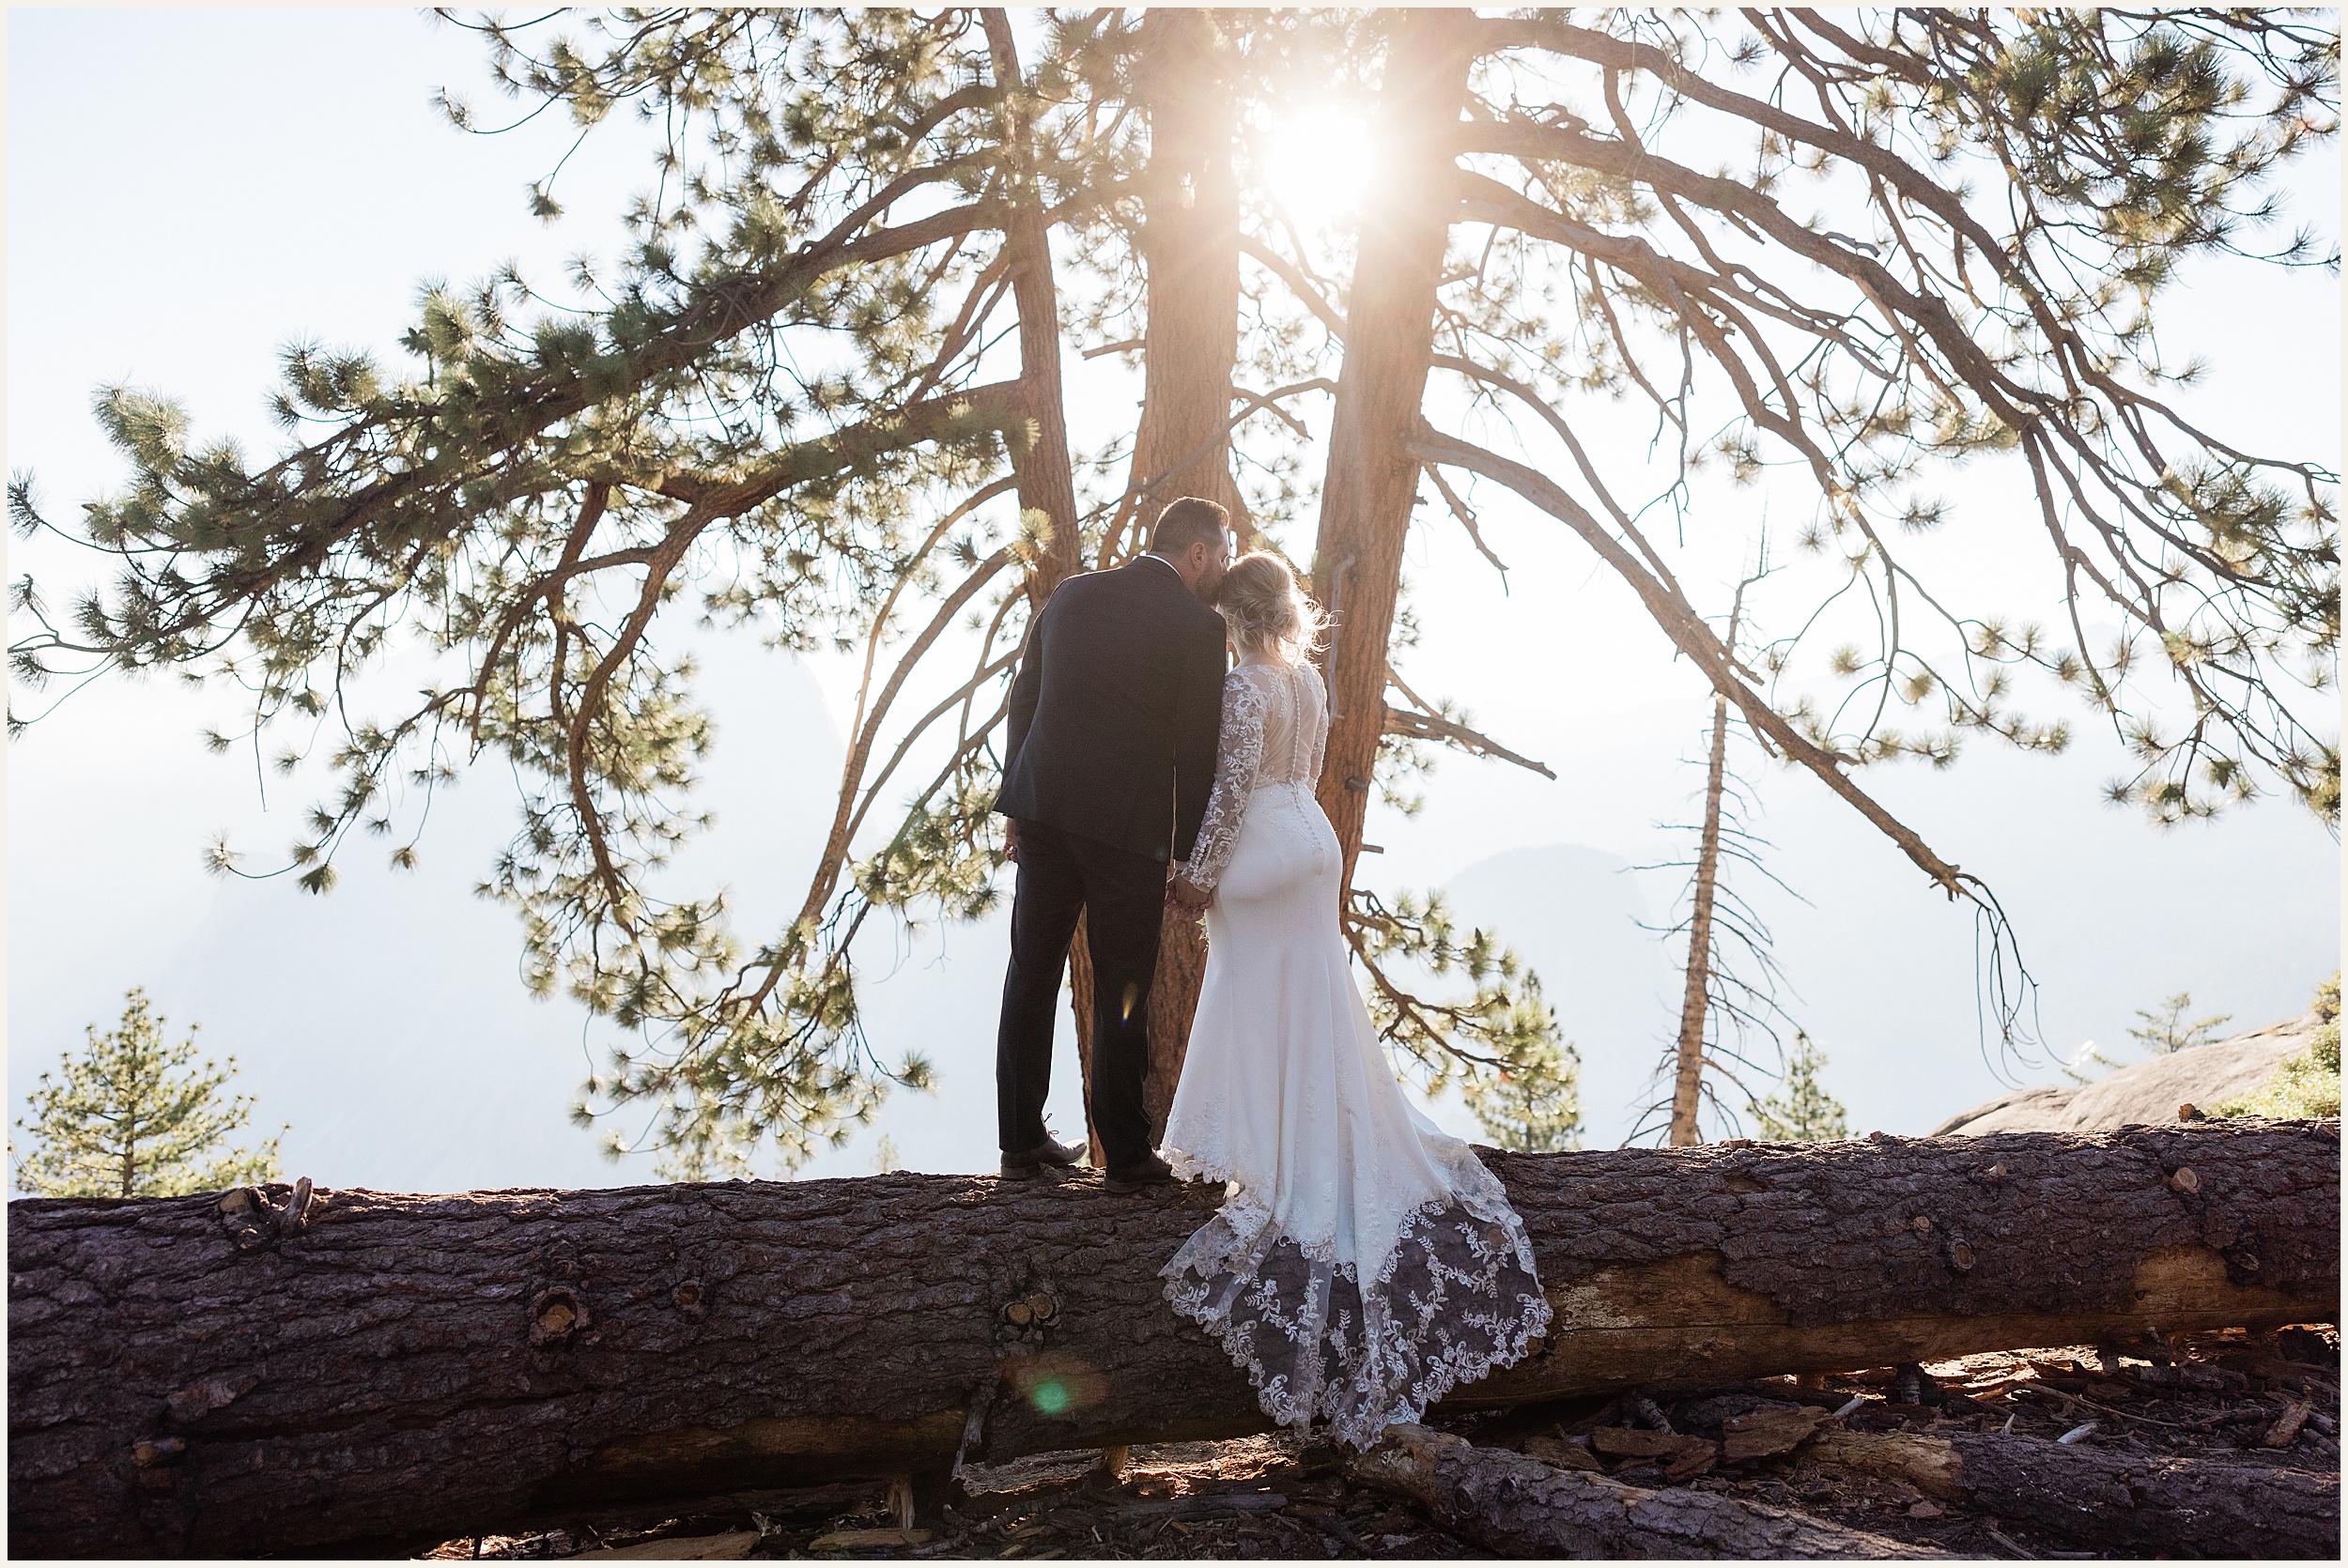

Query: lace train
<box><xmin>1161</xmin><ymin>650</ymin><xmax>1551</xmax><ymax>1451</ymax></box>
<box><xmin>1160</xmin><ymin>1159</ymin><xmax>1554</xmax><ymax>1452</ymax></box>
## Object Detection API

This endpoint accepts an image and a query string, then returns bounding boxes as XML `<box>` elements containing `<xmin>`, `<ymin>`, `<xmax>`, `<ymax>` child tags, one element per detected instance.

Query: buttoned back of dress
<box><xmin>1180</xmin><ymin>655</ymin><xmax>1331</xmax><ymax>892</ymax></box>
<box><xmin>1239</xmin><ymin>658</ymin><xmax>1327</xmax><ymax>791</ymax></box>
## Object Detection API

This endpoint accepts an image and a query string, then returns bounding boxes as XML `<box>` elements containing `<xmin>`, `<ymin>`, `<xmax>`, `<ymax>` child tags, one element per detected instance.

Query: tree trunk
<box><xmin>984</xmin><ymin>10</ymin><xmax>1081</xmax><ymax>591</ymax></box>
<box><xmin>1309</xmin><ymin>10</ymin><xmax>1474</xmax><ymax>886</ymax></box>
<box><xmin>1349</xmin><ymin>1424</ymin><xmax>1948</xmax><ymax>1559</ymax></box>
<box><xmin>985</xmin><ymin>10</ymin><xmax>1096</xmax><ymax>1161</ymax></box>
<box><xmin>10</xmin><ymin>1122</ymin><xmax>2334</xmax><ymax>1558</ymax></box>
<box><xmin>1670</xmin><ymin>688</ymin><xmax>1732</xmax><ymax>1146</ymax></box>
<box><xmin>1126</xmin><ymin>8</ymin><xmax>1248</xmax><ymax>1145</ymax></box>
<box><xmin>1797</xmin><ymin>1427</ymin><xmax>2340</xmax><ymax>1559</ymax></box>
<box><xmin>1129</xmin><ymin>13</ymin><xmax>1246</xmax><ymax>531</ymax></box>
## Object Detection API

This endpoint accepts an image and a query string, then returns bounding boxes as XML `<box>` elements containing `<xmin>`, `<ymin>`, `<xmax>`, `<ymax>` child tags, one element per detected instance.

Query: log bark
<box><xmin>1349</xmin><ymin>1423</ymin><xmax>1948</xmax><ymax>1559</ymax></box>
<box><xmin>9</xmin><ymin>1122</ymin><xmax>2335</xmax><ymax>1557</ymax></box>
<box><xmin>1797</xmin><ymin>1427</ymin><xmax>2340</xmax><ymax>1559</ymax></box>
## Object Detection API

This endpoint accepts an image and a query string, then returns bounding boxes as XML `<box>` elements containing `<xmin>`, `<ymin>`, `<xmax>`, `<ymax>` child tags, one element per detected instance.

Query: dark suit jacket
<box><xmin>996</xmin><ymin>557</ymin><xmax>1229</xmax><ymax>864</ymax></box>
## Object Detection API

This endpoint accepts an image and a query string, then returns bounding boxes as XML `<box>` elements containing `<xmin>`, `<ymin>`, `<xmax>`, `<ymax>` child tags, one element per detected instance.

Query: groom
<box><xmin>993</xmin><ymin>497</ymin><xmax>1233</xmax><ymax>1192</ymax></box>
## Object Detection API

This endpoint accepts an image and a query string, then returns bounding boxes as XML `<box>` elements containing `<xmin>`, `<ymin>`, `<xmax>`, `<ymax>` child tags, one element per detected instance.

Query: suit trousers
<box><xmin>996</xmin><ymin>819</ymin><xmax>1165</xmax><ymax>1171</ymax></box>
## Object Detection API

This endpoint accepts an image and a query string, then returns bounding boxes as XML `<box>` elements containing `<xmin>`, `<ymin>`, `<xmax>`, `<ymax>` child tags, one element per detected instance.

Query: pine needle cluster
<box><xmin>1346</xmin><ymin>886</ymin><xmax>1582</xmax><ymax>1151</ymax></box>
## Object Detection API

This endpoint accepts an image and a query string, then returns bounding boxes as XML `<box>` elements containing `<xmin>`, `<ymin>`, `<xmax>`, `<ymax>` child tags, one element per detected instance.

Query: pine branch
<box><xmin>1380</xmin><ymin>701</ymin><xmax>1554</xmax><ymax>780</ymax></box>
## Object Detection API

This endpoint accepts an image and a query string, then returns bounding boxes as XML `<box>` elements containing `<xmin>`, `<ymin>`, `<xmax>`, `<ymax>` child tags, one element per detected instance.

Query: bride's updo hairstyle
<box><xmin>1216</xmin><ymin>551</ymin><xmax>1329</xmax><ymax>664</ymax></box>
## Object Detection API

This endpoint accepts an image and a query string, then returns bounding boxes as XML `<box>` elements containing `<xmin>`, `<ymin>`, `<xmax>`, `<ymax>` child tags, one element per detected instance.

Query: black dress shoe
<box><xmin>1102</xmin><ymin>1153</ymin><xmax>1175</xmax><ymax>1194</ymax></box>
<box><xmin>1000</xmin><ymin>1133</ymin><xmax>1086</xmax><ymax>1180</ymax></box>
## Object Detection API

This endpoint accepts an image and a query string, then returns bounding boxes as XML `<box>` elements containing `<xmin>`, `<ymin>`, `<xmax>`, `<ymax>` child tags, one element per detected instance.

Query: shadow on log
<box><xmin>8</xmin><ymin>1120</ymin><xmax>2336</xmax><ymax>1556</ymax></box>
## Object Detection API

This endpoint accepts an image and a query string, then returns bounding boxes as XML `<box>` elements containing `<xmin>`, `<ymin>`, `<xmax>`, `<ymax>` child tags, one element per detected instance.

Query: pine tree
<box><xmin>2127</xmin><ymin>992</ymin><xmax>2234</xmax><ymax>1054</ymax></box>
<box><xmin>2215</xmin><ymin>972</ymin><xmax>2340</xmax><ymax>1118</ymax></box>
<box><xmin>1460</xmin><ymin>1047</ymin><xmax>1583</xmax><ymax>1153</ymax></box>
<box><xmin>11</xmin><ymin>11</ymin><xmax>2334</xmax><ymax>1173</ymax></box>
<box><xmin>11</xmin><ymin>990</ymin><xmax>284</xmax><ymax>1198</ymax></box>
<box><xmin>1636</xmin><ymin>560</ymin><xmax>1813</xmax><ymax>1146</ymax></box>
<box><xmin>1747</xmin><ymin>1033</ymin><xmax>1851</xmax><ymax>1144</ymax></box>
<box><xmin>1658</xmin><ymin>567</ymin><xmax>1779</xmax><ymax>1146</ymax></box>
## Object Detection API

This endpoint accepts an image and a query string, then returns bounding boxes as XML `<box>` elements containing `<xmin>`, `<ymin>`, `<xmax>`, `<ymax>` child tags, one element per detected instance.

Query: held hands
<box><xmin>1166</xmin><ymin>870</ymin><xmax>1211</xmax><ymax>918</ymax></box>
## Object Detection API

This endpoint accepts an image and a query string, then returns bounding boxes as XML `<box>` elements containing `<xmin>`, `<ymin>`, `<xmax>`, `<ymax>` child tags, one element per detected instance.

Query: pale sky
<box><xmin>8</xmin><ymin>9</ymin><xmax>2340</xmax><ymax>1193</ymax></box>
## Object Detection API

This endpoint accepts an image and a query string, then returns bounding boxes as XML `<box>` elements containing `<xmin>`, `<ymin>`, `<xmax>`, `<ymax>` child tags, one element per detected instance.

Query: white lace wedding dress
<box><xmin>1159</xmin><ymin>655</ymin><xmax>1552</xmax><ymax>1452</ymax></box>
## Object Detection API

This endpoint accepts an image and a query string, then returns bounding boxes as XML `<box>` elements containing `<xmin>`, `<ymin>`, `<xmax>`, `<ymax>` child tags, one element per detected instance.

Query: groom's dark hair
<box><xmin>1148</xmin><ymin>497</ymin><xmax>1230</xmax><ymax>560</ymax></box>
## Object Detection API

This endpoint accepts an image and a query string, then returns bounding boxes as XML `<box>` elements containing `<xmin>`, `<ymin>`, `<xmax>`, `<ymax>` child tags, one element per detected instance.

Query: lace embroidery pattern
<box><xmin>1183</xmin><ymin>661</ymin><xmax>1327</xmax><ymax>893</ymax></box>
<box><xmin>1182</xmin><ymin>669</ymin><xmax>1271</xmax><ymax>891</ymax></box>
<box><xmin>1159</xmin><ymin>1154</ymin><xmax>1553</xmax><ymax>1453</ymax></box>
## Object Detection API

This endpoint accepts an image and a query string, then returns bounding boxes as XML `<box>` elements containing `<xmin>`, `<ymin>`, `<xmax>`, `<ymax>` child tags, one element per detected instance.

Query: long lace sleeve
<box><xmin>1304</xmin><ymin>662</ymin><xmax>1329</xmax><ymax>784</ymax></box>
<box><xmin>1182</xmin><ymin>670</ymin><xmax>1269</xmax><ymax>893</ymax></box>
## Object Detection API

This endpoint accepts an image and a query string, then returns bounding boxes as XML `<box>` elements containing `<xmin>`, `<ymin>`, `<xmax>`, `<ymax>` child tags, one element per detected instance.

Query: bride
<box><xmin>1159</xmin><ymin>551</ymin><xmax>1552</xmax><ymax>1452</ymax></box>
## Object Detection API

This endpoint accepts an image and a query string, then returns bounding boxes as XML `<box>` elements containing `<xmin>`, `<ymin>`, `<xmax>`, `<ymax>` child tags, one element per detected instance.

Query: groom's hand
<box><xmin>1003</xmin><ymin>820</ymin><xmax>1019</xmax><ymax>863</ymax></box>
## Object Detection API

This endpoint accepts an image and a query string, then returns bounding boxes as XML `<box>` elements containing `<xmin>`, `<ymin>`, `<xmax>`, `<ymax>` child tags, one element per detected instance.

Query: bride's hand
<box><xmin>1166</xmin><ymin>874</ymin><xmax>1210</xmax><ymax>916</ymax></box>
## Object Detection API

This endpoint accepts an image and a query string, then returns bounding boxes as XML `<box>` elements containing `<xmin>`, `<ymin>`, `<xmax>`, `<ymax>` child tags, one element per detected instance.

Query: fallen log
<box><xmin>1349</xmin><ymin>1423</ymin><xmax>1946</xmax><ymax>1559</ymax></box>
<box><xmin>8</xmin><ymin>1120</ymin><xmax>2335</xmax><ymax>1557</ymax></box>
<box><xmin>1796</xmin><ymin>1427</ymin><xmax>2340</xmax><ymax>1559</ymax></box>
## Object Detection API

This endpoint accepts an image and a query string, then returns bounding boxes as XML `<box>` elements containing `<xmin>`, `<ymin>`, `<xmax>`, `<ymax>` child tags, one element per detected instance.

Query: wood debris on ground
<box><xmin>417</xmin><ymin>1326</ymin><xmax>2339</xmax><ymax>1561</ymax></box>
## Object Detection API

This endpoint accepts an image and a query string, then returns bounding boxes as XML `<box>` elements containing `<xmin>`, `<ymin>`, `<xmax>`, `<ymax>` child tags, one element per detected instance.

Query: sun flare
<box><xmin>1262</xmin><ymin>103</ymin><xmax>1383</xmax><ymax>225</ymax></box>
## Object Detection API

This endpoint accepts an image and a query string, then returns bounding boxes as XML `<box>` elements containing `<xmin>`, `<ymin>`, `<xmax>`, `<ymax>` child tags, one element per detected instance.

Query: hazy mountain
<box><xmin>1435</xmin><ymin>843</ymin><xmax>1677</xmax><ymax>1147</ymax></box>
<box><xmin>1411</xmin><ymin>737</ymin><xmax>2340</xmax><ymax>1149</ymax></box>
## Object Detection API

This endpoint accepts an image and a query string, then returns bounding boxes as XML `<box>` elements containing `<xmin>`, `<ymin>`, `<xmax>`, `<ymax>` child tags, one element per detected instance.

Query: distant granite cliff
<box><xmin>1933</xmin><ymin>1011</ymin><xmax>2323</xmax><ymax>1134</ymax></box>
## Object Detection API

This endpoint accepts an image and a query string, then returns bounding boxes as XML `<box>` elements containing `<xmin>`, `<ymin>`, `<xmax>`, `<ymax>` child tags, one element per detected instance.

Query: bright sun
<box><xmin>1262</xmin><ymin>103</ymin><xmax>1383</xmax><ymax>226</ymax></box>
